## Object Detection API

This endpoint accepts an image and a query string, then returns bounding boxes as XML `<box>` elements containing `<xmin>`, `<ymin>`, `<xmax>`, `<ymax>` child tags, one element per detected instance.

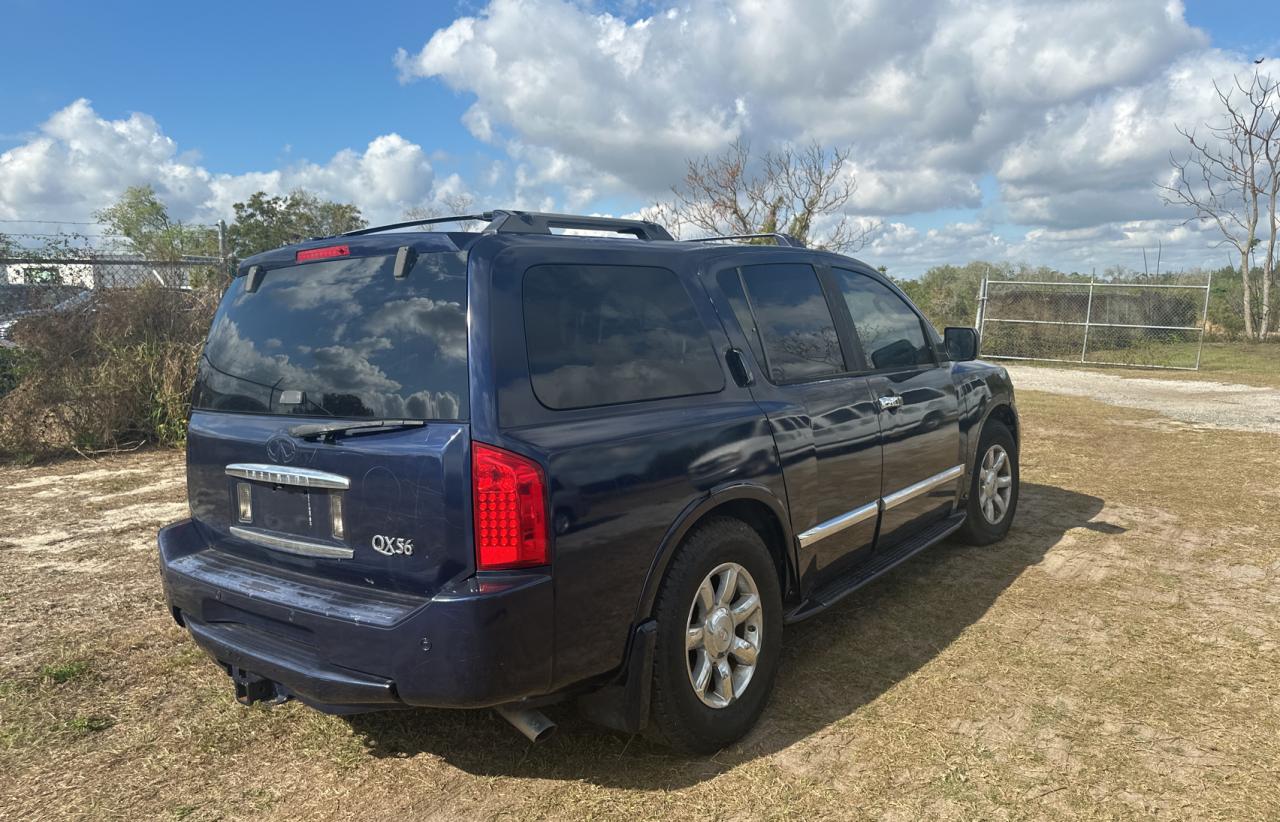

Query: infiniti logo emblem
<box><xmin>266</xmin><ymin>435</ymin><xmax>298</xmax><ymax>464</ymax></box>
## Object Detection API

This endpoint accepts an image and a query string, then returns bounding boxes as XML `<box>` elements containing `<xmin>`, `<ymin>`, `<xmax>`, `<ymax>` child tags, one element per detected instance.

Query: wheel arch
<box><xmin>633</xmin><ymin>484</ymin><xmax>797</xmax><ymax>624</ymax></box>
<box><xmin>987</xmin><ymin>402</ymin><xmax>1019</xmax><ymax>448</ymax></box>
<box><xmin>961</xmin><ymin>401</ymin><xmax>1020</xmax><ymax>506</ymax></box>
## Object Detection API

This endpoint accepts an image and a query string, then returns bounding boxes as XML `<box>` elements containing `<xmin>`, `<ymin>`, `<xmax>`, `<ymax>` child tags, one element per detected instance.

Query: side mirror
<box><xmin>943</xmin><ymin>327</ymin><xmax>979</xmax><ymax>362</ymax></box>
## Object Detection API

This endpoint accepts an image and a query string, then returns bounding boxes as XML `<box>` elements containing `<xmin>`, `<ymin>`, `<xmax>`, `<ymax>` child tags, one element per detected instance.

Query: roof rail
<box><xmin>682</xmin><ymin>233</ymin><xmax>806</xmax><ymax>248</ymax></box>
<box><xmin>339</xmin><ymin>209</ymin><xmax>674</xmax><ymax>241</ymax></box>
<box><xmin>483</xmin><ymin>210</ymin><xmax>673</xmax><ymax>241</ymax></box>
<box><xmin>340</xmin><ymin>213</ymin><xmax>495</xmax><ymax>236</ymax></box>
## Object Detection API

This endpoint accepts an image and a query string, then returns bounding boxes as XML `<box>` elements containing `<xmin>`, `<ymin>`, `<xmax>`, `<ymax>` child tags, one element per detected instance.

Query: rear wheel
<box><xmin>957</xmin><ymin>418</ymin><xmax>1019</xmax><ymax>545</ymax></box>
<box><xmin>649</xmin><ymin>517</ymin><xmax>782</xmax><ymax>754</ymax></box>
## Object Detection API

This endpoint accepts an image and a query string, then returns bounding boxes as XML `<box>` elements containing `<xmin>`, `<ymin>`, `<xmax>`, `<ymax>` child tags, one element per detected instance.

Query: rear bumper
<box><xmin>158</xmin><ymin>519</ymin><xmax>555</xmax><ymax>712</ymax></box>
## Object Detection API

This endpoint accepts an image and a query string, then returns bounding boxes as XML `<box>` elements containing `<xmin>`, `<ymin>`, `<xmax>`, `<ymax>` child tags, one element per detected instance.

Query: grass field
<box><xmin>2</xmin><ymin>389</ymin><xmax>1278</xmax><ymax>820</ymax></box>
<box><xmin>988</xmin><ymin>341</ymin><xmax>1279</xmax><ymax>388</ymax></box>
<box><xmin>1168</xmin><ymin>342</ymin><xmax>1280</xmax><ymax>387</ymax></box>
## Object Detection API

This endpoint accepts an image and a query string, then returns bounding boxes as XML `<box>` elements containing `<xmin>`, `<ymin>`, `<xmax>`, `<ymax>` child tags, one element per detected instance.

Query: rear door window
<box><xmin>522</xmin><ymin>264</ymin><xmax>724</xmax><ymax>410</ymax></box>
<box><xmin>832</xmin><ymin>268</ymin><xmax>935</xmax><ymax>369</ymax></box>
<box><xmin>738</xmin><ymin>263</ymin><xmax>845</xmax><ymax>382</ymax></box>
<box><xmin>715</xmin><ymin>269</ymin><xmax>768</xmax><ymax>369</ymax></box>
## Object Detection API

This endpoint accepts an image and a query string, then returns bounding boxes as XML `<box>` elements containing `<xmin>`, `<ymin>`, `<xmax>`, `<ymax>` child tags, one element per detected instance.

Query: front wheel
<box><xmin>648</xmin><ymin>517</ymin><xmax>783</xmax><ymax>754</ymax></box>
<box><xmin>957</xmin><ymin>419</ymin><xmax>1019</xmax><ymax>545</ymax></box>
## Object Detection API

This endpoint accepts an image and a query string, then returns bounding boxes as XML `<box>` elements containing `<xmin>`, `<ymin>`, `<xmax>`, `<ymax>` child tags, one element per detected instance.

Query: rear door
<box><xmin>710</xmin><ymin>262</ymin><xmax>882</xmax><ymax>588</ymax></box>
<box><xmin>187</xmin><ymin>246</ymin><xmax>474</xmax><ymax>596</ymax></box>
<box><xmin>829</xmin><ymin>267</ymin><xmax>963</xmax><ymax>547</ymax></box>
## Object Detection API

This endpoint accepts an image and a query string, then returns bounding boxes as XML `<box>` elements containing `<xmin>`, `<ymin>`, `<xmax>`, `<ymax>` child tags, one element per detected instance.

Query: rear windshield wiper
<box><xmin>289</xmin><ymin>419</ymin><xmax>426</xmax><ymax>442</ymax></box>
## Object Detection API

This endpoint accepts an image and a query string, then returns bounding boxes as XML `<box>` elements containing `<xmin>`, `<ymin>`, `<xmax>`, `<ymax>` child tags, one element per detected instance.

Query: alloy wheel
<box><xmin>978</xmin><ymin>443</ymin><xmax>1013</xmax><ymax>524</ymax></box>
<box><xmin>685</xmin><ymin>562</ymin><xmax>764</xmax><ymax>709</ymax></box>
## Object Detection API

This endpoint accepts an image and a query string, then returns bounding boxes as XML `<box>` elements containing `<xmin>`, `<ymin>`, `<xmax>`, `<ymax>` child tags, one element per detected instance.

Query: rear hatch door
<box><xmin>185</xmin><ymin>240</ymin><xmax>473</xmax><ymax>596</ymax></box>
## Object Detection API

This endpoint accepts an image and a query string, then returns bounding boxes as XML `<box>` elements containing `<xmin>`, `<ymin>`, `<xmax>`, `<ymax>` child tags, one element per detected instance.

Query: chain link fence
<box><xmin>0</xmin><ymin>255</ymin><xmax>228</xmax><ymax>346</ymax></box>
<box><xmin>976</xmin><ymin>276</ymin><xmax>1212</xmax><ymax>370</ymax></box>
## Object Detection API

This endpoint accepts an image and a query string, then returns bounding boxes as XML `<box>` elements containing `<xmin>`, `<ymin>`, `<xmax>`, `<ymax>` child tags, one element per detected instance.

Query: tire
<box><xmin>957</xmin><ymin>418</ymin><xmax>1019</xmax><ymax>545</ymax></box>
<box><xmin>648</xmin><ymin>517</ymin><xmax>783</xmax><ymax>754</ymax></box>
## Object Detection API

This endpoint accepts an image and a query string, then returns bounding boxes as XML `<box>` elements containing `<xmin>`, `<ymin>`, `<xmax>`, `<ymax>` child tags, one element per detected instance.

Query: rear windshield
<box><xmin>193</xmin><ymin>253</ymin><xmax>468</xmax><ymax>420</ymax></box>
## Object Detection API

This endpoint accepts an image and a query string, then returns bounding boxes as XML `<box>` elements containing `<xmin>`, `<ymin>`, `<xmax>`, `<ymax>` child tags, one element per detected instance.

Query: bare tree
<box><xmin>653</xmin><ymin>140</ymin><xmax>877</xmax><ymax>252</ymax></box>
<box><xmin>1162</xmin><ymin>70</ymin><xmax>1280</xmax><ymax>339</ymax></box>
<box><xmin>403</xmin><ymin>192</ymin><xmax>484</xmax><ymax>231</ymax></box>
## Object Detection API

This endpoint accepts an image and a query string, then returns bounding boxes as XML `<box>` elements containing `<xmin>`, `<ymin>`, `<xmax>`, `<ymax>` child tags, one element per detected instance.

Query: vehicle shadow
<box><xmin>346</xmin><ymin>483</ymin><xmax>1118</xmax><ymax>789</ymax></box>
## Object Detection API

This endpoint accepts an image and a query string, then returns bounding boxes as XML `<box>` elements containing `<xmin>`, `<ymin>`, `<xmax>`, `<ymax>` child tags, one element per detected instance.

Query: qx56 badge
<box><xmin>371</xmin><ymin>535</ymin><xmax>414</xmax><ymax>557</ymax></box>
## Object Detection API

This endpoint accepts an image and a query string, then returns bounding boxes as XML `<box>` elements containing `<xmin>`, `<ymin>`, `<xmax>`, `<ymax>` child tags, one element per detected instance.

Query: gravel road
<box><xmin>1005</xmin><ymin>365</ymin><xmax>1280</xmax><ymax>435</ymax></box>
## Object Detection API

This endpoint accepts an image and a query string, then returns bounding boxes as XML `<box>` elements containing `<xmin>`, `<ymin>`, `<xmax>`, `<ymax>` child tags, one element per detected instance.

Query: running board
<box><xmin>784</xmin><ymin>512</ymin><xmax>966</xmax><ymax>624</ymax></box>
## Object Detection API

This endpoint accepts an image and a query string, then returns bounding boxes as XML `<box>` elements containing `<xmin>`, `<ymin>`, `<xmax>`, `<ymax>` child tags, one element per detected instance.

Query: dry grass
<box><xmin>1017</xmin><ymin>341</ymin><xmax>1280</xmax><ymax>389</ymax></box>
<box><xmin>1</xmin><ymin>391</ymin><xmax>1278</xmax><ymax>820</ymax></box>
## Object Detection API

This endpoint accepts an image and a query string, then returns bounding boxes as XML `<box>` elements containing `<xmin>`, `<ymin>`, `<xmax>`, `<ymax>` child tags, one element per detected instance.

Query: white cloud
<box><xmin>1</xmin><ymin>2</ymin><xmax>1272</xmax><ymax>280</ymax></box>
<box><xmin>394</xmin><ymin>0</ymin><xmax>1271</xmax><ymax>272</ymax></box>
<box><xmin>995</xmin><ymin>51</ymin><xmax>1248</xmax><ymax>228</ymax></box>
<box><xmin>396</xmin><ymin>0</ymin><xmax>1207</xmax><ymax>210</ymax></box>
<box><xmin>861</xmin><ymin>216</ymin><xmax>1226</xmax><ymax>277</ymax></box>
<box><xmin>0</xmin><ymin>99</ymin><xmax>439</xmax><ymax>227</ymax></box>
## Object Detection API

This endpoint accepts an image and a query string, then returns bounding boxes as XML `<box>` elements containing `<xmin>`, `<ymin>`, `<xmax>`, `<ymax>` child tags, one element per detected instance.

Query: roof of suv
<box><xmin>236</xmin><ymin>209</ymin><xmax>874</xmax><ymax>275</ymax></box>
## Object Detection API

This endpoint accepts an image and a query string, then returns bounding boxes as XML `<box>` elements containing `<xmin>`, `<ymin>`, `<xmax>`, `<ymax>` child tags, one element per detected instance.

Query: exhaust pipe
<box><xmin>495</xmin><ymin>704</ymin><xmax>557</xmax><ymax>743</ymax></box>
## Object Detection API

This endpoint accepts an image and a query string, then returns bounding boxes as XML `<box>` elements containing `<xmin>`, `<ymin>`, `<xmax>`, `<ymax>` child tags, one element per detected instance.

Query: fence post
<box><xmin>975</xmin><ymin>274</ymin><xmax>987</xmax><ymax>331</ymax></box>
<box><xmin>1194</xmin><ymin>269</ymin><xmax>1212</xmax><ymax>371</ymax></box>
<box><xmin>1080</xmin><ymin>276</ymin><xmax>1095</xmax><ymax>364</ymax></box>
<box><xmin>217</xmin><ymin>219</ymin><xmax>228</xmax><ymax>276</ymax></box>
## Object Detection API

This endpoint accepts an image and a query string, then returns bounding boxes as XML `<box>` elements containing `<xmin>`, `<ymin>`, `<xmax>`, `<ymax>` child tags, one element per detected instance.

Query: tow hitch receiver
<box><xmin>228</xmin><ymin>665</ymin><xmax>289</xmax><ymax>706</ymax></box>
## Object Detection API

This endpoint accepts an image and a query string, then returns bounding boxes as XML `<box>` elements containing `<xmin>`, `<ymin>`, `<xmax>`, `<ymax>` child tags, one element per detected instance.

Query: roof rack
<box><xmin>340</xmin><ymin>210</ymin><xmax>674</xmax><ymax>242</ymax></box>
<box><xmin>682</xmin><ymin>233</ymin><xmax>806</xmax><ymax>248</ymax></box>
<box><xmin>485</xmin><ymin>210</ymin><xmax>673</xmax><ymax>241</ymax></box>
<box><xmin>340</xmin><ymin>213</ymin><xmax>496</xmax><ymax>236</ymax></box>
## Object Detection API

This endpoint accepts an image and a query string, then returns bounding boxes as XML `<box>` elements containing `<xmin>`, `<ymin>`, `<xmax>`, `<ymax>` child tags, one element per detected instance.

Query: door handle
<box><xmin>725</xmin><ymin>348</ymin><xmax>754</xmax><ymax>387</ymax></box>
<box><xmin>877</xmin><ymin>395</ymin><xmax>903</xmax><ymax>412</ymax></box>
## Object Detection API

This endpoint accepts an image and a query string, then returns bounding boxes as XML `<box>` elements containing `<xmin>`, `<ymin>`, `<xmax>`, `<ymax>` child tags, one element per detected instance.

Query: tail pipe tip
<box><xmin>495</xmin><ymin>704</ymin><xmax>557</xmax><ymax>743</ymax></box>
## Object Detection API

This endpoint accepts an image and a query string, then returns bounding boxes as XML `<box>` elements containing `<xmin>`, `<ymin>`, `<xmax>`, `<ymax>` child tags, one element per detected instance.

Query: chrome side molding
<box><xmin>229</xmin><ymin>526</ymin><xmax>354</xmax><ymax>559</ymax></box>
<box><xmin>225</xmin><ymin>463</ymin><xmax>350</xmax><ymax>490</ymax></box>
<box><xmin>797</xmin><ymin>464</ymin><xmax>966</xmax><ymax>548</ymax></box>
<box><xmin>882</xmin><ymin>464</ymin><xmax>965</xmax><ymax>511</ymax></box>
<box><xmin>797</xmin><ymin>501</ymin><xmax>879</xmax><ymax>549</ymax></box>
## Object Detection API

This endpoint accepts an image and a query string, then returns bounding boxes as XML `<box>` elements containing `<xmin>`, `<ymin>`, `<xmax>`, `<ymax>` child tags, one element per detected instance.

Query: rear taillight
<box><xmin>296</xmin><ymin>244</ymin><xmax>350</xmax><ymax>262</ymax></box>
<box><xmin>472</xmin><ymin>443</ymin><xmax>548</xmax><ymax>570</ymax></box>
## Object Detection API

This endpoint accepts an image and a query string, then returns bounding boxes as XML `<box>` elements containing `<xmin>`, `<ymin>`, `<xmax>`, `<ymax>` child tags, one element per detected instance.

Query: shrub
<box><xmin>0</xmin><ymin>285</ymin><xmax>218</xmax><ymax>460</ymax></box>
<box><xmin>0</xmin><ymin>346</ymin><xmax>30</xmax><ymax>398</ymax></box>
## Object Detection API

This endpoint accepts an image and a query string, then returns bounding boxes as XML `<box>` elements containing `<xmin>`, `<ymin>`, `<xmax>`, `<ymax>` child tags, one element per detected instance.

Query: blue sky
<box><xmin>1</xmin><ymin>0</ymin><xmax>1277</xmax><ymax>275</ymax></box>
<box><xmin>0</xmin><ymin>1</ymin><xmax>473</xmax><ymax>170</ymax></box>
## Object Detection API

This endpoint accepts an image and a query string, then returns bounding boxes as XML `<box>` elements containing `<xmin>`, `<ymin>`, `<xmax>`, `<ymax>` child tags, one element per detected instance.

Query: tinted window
<box><xmin>715</xmin><ymin>269</ymin><xmax>767</xmax><ymax>368</ymax></box>
<box><xmin>739</xmin><ymin>264</ymin><xmax>844</xmax><ymax>382</ymax></box>
<box><xmin>523</xmin><ymin>264</ymin><xmax>723</xmax><ymax>409</ymax></box>
<box><xmin>833</xmin><ymin>268</ymin><xmax>934</xmax><ymax>369</ymax></box>
<box><xmin>194</xmin><ymin>253</ymin><xmax>468</xmax><ymax>420</ymax></box>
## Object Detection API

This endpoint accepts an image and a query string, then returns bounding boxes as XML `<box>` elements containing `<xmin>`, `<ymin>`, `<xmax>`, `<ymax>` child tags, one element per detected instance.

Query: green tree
<box><xmin>226</xmin><ymin>190</ymin><xmax>367</xmax><ymax>258</ymax></box>
<box><xmin>0</xmin><ymin>231</ymin><xmax>15</xmax><ymax>258</ymax></box>
<box><xmin>893</xmin><ymin>262</ymin><xmax>998</xmax><ymax>329</ymax></box>
<box><xmin>95</xmin><ymin>185</ymin><xmax>217</xmax><ymax>261</ymax></box>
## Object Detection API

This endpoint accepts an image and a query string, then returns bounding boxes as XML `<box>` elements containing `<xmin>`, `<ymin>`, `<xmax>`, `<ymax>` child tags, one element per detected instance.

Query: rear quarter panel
<box><xmin>472</xmin><ymin>238</ymin><xmax>789</xmax><ymax>690</ymax></box>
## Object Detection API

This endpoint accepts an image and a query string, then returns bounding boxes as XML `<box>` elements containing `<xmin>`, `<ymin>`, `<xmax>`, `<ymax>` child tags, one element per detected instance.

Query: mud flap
<box><xmin>576</xmin><ymin>620</ymin><xmax>657</xmax><ymax>734</ymax></box>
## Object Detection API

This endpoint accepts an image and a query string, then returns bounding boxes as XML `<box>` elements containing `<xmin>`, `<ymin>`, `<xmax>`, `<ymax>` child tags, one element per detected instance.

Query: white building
<box><xmin>1</xmin><ymin>261</ymin><xmax>96</xmax><ymax>288</ymax></box>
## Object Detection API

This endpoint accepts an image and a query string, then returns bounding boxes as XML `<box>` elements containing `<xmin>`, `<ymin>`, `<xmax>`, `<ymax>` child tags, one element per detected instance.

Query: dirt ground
<box><xmin>2</xmin><ymin>387</ymin><xmax>1278</xmax><ymax>821</ymax></box>
<box><xmin>1006</xmin><ymin>365</ymin><xmax>1280</xmax><ymax>434</ymax></box>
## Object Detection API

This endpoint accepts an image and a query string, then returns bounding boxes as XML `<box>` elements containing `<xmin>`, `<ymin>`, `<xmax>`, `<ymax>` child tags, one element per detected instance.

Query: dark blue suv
<box><xmin>157</xmin><ymin>210</ymin><xmax>1019</xmax><ymax>753</ymax></box>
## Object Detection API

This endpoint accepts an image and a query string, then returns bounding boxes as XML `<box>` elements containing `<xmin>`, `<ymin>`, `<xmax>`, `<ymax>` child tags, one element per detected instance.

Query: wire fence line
<box><xmin>976</xmin><ymin>275</ymin><xmax>1212</xmax><ymax>370</ymax></box>
<box><xmin>0</xmin><ymin>254</ymin><xmax>231</xmax><ymax>343</ymax></box>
